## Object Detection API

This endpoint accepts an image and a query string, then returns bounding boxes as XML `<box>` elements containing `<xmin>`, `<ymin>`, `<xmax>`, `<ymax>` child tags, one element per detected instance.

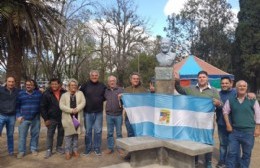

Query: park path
<box><xmin>1</xmin><ymin>117</ymin><xmax>260</xmax><ymax>168</ymax></box>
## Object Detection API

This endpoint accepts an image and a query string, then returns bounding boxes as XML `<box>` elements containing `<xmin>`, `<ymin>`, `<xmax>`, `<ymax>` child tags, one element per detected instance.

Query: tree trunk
<box><xmin>7</xmin><ymin>33</ymin><xmax>23</xmax><ymax>88</ymax></box>
<box><xmin>117</xmin><ymin>68</ymin><xmax>125</xmax><ymax>87</ymax></box>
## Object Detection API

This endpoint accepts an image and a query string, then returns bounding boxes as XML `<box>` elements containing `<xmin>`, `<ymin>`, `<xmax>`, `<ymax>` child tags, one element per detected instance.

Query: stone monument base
<box><xmin>155</xmin><ymin>67</ymin><xmax>175</xmax><ymax>94</ymax></box>
<box><xmin>156</xmin><ymin>80</ymin><xmax>175</xmax><ymax>94</ymax></box>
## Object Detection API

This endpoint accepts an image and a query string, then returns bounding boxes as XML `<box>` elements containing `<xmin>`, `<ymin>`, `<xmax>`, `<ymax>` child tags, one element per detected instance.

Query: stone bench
<box><xmin>116</xmin><ymin>136</ymin><xmax>213</xmax><ymax>168</ymax></box>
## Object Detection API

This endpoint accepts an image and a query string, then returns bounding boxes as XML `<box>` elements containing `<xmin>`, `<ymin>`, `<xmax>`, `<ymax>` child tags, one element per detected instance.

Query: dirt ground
<box><xmin>1</xmin><ymin>119</ymin><xmax>260</xmax><ymax>168</ymax></box>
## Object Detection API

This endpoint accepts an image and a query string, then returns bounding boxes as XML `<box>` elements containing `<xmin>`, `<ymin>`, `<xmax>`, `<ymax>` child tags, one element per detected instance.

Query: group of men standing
<box><xmin>0</xmin><ymin>69</ymin><xmax>259</xmax><ymax>168</ymax></box>
<box><xmin>0</xmin><ymin>70</ymin><xmax>149</xmax><ymax>160</ymax></box>
<box><xmin>175</xmin><ymin>71</ymin><xmax>260</xmax><ymax>168</ymax></box>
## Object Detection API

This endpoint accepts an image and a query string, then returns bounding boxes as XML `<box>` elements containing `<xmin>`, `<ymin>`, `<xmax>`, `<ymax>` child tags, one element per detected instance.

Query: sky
<box><xmin>134</xmin><ymin>0</ymin><xmax>240</xmax><ymax>37</ymax></box>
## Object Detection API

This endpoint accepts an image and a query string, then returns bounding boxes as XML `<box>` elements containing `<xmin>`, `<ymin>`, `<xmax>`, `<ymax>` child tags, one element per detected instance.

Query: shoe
<box><xmin>9</xmin><ymin>152</ymin><xmax>14</xmax><ymax>156</ymax></box>
<box><xmin>216</xmin><ymin>163</ymin><xmax>226</xmax><ymax>168</ymax></box>
<box><xmin>32</xmin><ymin>151</ymin><xmax>38</xmax><ymax>156</ymax></box>
<box><xmin>44</xmin><ymin>149</ymin><xmax>52</xmax><ymax>159</ymax></box>
<box><xmin>82</xmin><ymin>150</ymin><xmax>91</xmax><ymax>156</ymax></box>
<box><xmin>56</xmin><ymin>147</ymin><xmax>65</xmax><ymax>154</ymax></box>
<box><xmin>94</xmin><ymin>150</ymin><xmax>102</xmax><ymax>156</ymax></box>
<box><xmin>17</xmin><ymin>152</ymin><xmax>25</xmax><ymax>159</ymax></box>
<box><xmin>65</xmin><ymin>152</ymin><xmax>71</xmax><ymax>160</ymax></box>
<box><xmin>104</xmin><ymin>149</ymin><xmax>113</xmax><ymax>154</ymax></box>
<box><xmin>73</xmin><ymin>151</ymin><xmax>80</xmax><ymax>158</ymax></box>
<box><xmin>117</xmin><ymin>149</ymin><xmax>125</xmax><ymax>157</ymax></box>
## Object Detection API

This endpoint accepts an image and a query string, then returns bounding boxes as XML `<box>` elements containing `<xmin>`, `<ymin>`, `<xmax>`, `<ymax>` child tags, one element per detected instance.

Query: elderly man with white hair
<box><xmin>104</xmin><ymin>75</ymin><xmax>124</xmax><ymax>155</ymax></box>
<box><xmin>223</xmin><ymin>80</ymin><xmax>260</xmax><ymax>168</ymax></box>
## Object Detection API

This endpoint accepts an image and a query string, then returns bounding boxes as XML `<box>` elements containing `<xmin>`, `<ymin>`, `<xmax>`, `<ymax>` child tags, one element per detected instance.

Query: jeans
<box><xmin>226</xmin><ymin>129</ymin><xmax>254</xmax><ymax>168</ymax></box>
<box><xmin>46</xmin><ymin>120</ymin><xmax>64</xmax><ymax>151</ymax></box>
<box><xmin>217</xmin><ymin>124</ymin><xmax>229</xmax><ymax>164</ymax></box>
<box><xmin>106</xmin><ymin>114</ymin><xmax>123</xmax><ymax>150</ymax></box>
<box><xmin>0</xmin><ymin>114</ymin><xmax>16</xmax><ymax>154</ymax></box>
<box><xmin>125</xmin><ymin>115</ymin><xmax>135</xmax><ymax>137</ymax></box>
<box><xmin>84</xmin><ymin>112</ymin><xmax>103</xmax><ymax>152</ymax></box>
<box><xmin>18</xmin><ymin>115</ymin><xmax>41</xmax><ymax>153</ymax></box>
<box><xmin>65</xmin><ymin>134</ymin><xmax>78</xmax><ymax>153</ymax></box>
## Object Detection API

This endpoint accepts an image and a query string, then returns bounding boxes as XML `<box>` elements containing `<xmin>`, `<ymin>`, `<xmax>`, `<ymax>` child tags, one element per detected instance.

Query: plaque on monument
<box><xmin>155</xmin><ymin>67</ymin><xmax>173</xmax><ymax>80</ymax></box>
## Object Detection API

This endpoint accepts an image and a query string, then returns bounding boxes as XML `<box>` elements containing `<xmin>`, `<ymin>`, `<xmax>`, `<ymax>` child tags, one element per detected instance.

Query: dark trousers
<box><xmin>46</xmin><ymin>120</ymin><xmax>64</xmax><ymax>151</ymax></box>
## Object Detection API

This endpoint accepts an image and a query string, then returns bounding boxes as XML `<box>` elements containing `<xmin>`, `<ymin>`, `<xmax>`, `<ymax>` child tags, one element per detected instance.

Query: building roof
<box><xmin>174</xmin><ymin>55</ymin><xmax>234</xmax><ymax>80</ymax></box>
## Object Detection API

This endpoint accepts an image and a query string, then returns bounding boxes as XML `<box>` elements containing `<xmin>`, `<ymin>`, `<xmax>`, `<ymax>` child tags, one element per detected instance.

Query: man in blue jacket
<box><xmin>0</xmin><ymin>76</ymin><xmax>19</xmax><ymax>156</ymax></box>
<box><xmin>16</xmin><ymin>79</ymin><xmax>42</xmax><ymax>159</ymax></box>
<box><xmin>215</xmin><ymin>77</ymin><xmax>236</xmax><ymax>168</ymax></box>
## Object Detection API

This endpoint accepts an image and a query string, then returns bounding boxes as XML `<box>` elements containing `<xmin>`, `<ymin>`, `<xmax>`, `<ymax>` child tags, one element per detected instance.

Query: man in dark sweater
<box><xmin>80</xmin><ymin>70</ymin><xmax>106</xmax><ymax>156</ymax></box>
<box><xmin>40</xmin><ymin>78</ymin><xmax>66</xmax><ymax>158</ymax></box>
<box><xmin>0</xmin><ymin>76</ymin><xmax>19</xmax><ymax>156</ymax></box>
<box><xmin>223</xmin><ymin>80</ymin><xmax>260</xmax><ymax>168</ymax></box>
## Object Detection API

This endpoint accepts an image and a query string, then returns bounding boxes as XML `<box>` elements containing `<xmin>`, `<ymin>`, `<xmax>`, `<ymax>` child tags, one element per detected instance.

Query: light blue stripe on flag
<box><xmin>122</xmin><ymin>93</ymin><xmax>215</xmax><ymax>145</ymax></box>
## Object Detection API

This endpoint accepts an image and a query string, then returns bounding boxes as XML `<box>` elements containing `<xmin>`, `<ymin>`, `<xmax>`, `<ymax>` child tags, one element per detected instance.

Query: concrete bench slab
<box><xmin>117</xmin><ymin>136</ymin><xmax>163</xmax><ymax>167</ymax></box>
<box><xmin>116</xmin><ymin>136</ymin><xmax>163</xmax><ymax>152</ymax></box>
<box><xmin>163</xmin><ymin>140</ymin><xmax>213</xmax><ymax>156</ymax></box>
<box><xmin>116</xmin><ymin>136</ymin><xmax>214</xmax><ymax>168</ymax></box>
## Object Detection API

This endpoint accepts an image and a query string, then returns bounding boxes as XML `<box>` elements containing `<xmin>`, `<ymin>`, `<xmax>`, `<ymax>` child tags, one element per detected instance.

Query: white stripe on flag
<box><xmin>126</xmin><ymin>106</ymin><xmax>214</xmax><ymax>129</ymax></box>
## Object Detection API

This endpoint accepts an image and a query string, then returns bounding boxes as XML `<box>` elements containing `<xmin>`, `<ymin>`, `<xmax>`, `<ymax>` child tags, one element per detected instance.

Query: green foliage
<box><xmin>164</xmin><ymin>0</ymin><xmax>235</xmax><ymax>72</ymax></box>
<box><xmin>0</xmin><ymin>0</ymin><xmax>62</xmax><ymax>85</ymax></box>
<box><xmin>234</xmin><ymin>0</ymin><xmax>260</xmax><ymax>92</ymax></box>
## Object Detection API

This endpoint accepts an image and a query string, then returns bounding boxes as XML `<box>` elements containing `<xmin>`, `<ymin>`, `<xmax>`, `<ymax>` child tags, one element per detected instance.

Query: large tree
<box><xmin>164</xmin><ymin>0</ymin><xmax>235</xmax><ymax>71</ymax></box>
<box><xmin>233</xmin><ymin>0</ymin><xmax>260</xmax><ymax>92</ymax></box>
<box><xmin>0</xmin><ymin>0</ymin><xmax>62</xmax><ymax>86</ymax></box>
<box><xmin>97</xmin><ymin>0</ymin><xmax>150</xmax><ymax>85</ymax></box>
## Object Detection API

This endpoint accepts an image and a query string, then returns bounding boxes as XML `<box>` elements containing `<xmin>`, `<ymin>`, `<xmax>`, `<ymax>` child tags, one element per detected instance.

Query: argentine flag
<box><xmin>122</xmin><ymin>93</ymin><xmax>215</xmax><ymax>145</ymax></box>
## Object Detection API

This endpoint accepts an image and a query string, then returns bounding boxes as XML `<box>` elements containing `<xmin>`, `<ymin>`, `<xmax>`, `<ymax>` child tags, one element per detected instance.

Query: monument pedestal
<box><xmin>155</xmin><ymin>67</ymin><xmax>175</xmax><ymax>94</ymax></box>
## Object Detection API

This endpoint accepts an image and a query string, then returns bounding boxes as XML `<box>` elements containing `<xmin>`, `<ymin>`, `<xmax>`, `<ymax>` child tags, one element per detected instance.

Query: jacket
<box><xmin>105</xmin><ymin>87</ymin><xmax>123</xmax><ymax>116</ymax></box>
<box><xmin>124</xmin><ymin>85</ymin><xmax>147</xmax><ymax>93</ymax></box>
<box><xmin>59</xmin><ymin>91</ymin><xmax>86</xmax><ymax>136</ymax></box>
<box><xmin>80</xmin><ymin>81</ymin><xmax>106</xmax><ymax>113</ymax></box>
<box><xmin>40</xmin><ymin>88</ymin><xmax>66</xmax><ymax>122</ymax></box>
<box><xmin>0</xmin><ymin>86</ymin><xmax>19</xmax><ymax>115</ymax></box>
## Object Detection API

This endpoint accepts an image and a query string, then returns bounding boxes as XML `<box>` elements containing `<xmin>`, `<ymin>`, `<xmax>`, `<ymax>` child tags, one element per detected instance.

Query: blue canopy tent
<box><xmin>174</xmin><ymin>55</ymin><xmax>234</xmax><ymax>89</ymax></box>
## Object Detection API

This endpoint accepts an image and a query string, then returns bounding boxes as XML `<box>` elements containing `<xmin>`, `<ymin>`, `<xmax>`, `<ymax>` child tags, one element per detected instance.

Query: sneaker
<box><xmin>44</xmin><ymin>149</ymin><xmax>52</xmax><ymax>159</ymax></box>
<box><xmin>82</xmin><ymin>150</ymin><xmax>92</xmax><ymax>156</ymax></box>
<box><xmin>17</xmin><ymin>152</ymin><xmax>25</xmax><ymax>159</ymax></box>
<box><xmin>56</xmin><ymin>147</ymin><xmax>65</xmax><ymax>154</ymax></box>
<box><xmin>216</xmin><ymin>163</ymin><xmax>226</xmax><ymax>168</ymax></box>
<box><xmin>104</xmin><ymin>149</ymin><xmax>113</xmax><ymax>154</ymax></box>
<box><xmin>32</xmin><ymin>151</ymin><xmax>38</xmax><ymax>156</ymax></box>
<box><xmin>94</xmin><ymin>150</ymin><xmax>102</xmax><ymax>156</ymax></box>
<box><xmin>117</xmin><ymin>149</ymin><xmax>125</xmax><ymax>157</ymax></box>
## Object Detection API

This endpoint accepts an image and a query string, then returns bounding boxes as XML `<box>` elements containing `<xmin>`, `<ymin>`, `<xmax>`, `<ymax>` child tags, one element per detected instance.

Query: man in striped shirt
<box><xmin>16</xmin><ymin>79</ymin><xmax>42</xmax><ymax>159</ymax></box>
